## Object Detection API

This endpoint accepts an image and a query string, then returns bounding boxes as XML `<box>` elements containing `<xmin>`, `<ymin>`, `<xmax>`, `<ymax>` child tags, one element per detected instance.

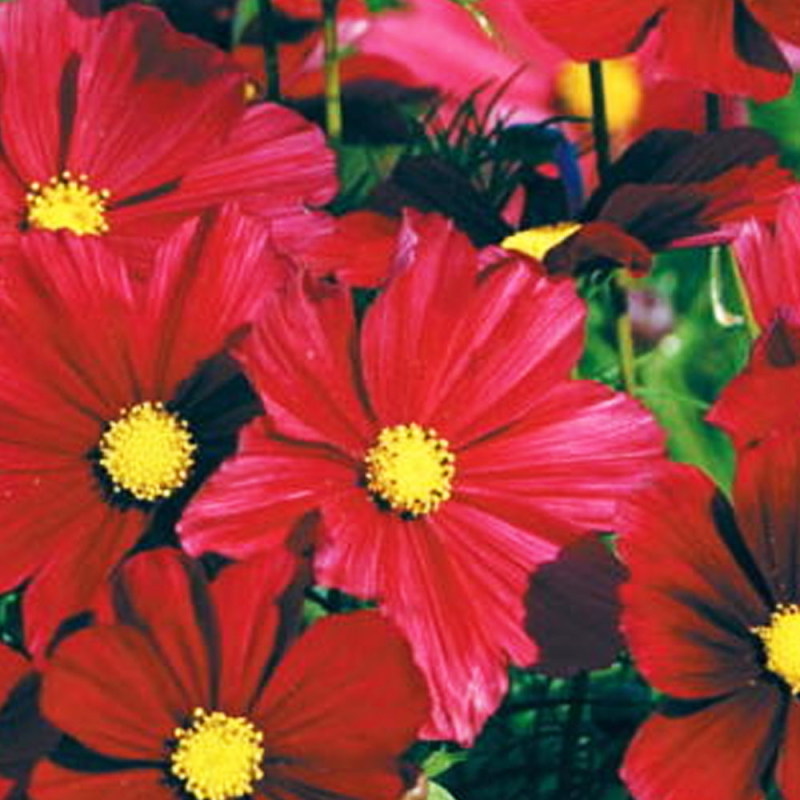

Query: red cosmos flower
<box><xmin>0</xmin><ymin>645</ymin><xmax>57</xmax><ymax>799</ymax></box>
<box><xmin>0</xmin><ymin>206</ymin><xmax>286</xmax><ymax>657</ymax></box>
<box><xmin>618</xmin><ymin>438</ymin><xmax>800</xmax><ymax>800</ymax></box>
<box><xmin>179</xmin><ymin>213</ymin><xmax>665</xmax><ymax>744</ymax></box>
<box><xmin>709</xmin><ymin>193</ymin><xmax>800</xmax><ymax>449</ymax></box>
<box><xmin>30</xmin><ymin>548</ymin><xmax>429</xmax><ymax>800</ymax></box>
<box><xmin>0</xmin><ymin>0</ymin><xmax>335</xmax><ymax>270</ymax></box>
<box><xmin>520</xmin><ymin>0</ymin><xmax>800</xmax><ymax>101</ymax></box>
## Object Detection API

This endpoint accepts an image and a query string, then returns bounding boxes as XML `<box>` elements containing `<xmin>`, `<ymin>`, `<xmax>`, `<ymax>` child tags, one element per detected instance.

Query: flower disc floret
<box><xmin>365</xmin><ymin>423</ymin><xmax>455</xmax><ymax>516</ymax></box>
<box><xmin>26</xmin><ymin>171</ymin><xmax>111</xmax><ymax>236</ymax></box>
<box><xmin>502</xmin><ymin>222</ymin><xmax>582</xmax><ymax>262</ymax></box>
<box><xmin>170</xmin><ymin>708</ymin><xmax>265</xmax><ymax>800</ymax></box>
<box><xmin>98</xmin><ymin>401</ymin><xmax>196</xmax><ymax>502</ymax></box>
<box><xmin>754</xmin><ymin>603</ymin><xmax>800</xmax><ymax>693</ymax></box>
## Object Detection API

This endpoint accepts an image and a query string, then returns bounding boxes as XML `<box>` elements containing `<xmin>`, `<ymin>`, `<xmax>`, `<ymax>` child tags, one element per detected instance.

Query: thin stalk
<box><xmin>612</xmin><ymin>273</ymin><xmax>637</xmax><ymax>393</ymax></box>
<box><xmin>556</xmin><ymin>672</ymin><xmax>590</xmax><ymax>799</ymax></box>
<box><xmin>588</xmin><ymin>61</ymin><xmax>611</xmax><ymax>183</ymax></box>
<box><xmin>322</xmin><ymin>0</ymin><xmax>343</xmax><ymax>145</ymax></box>
<box><xmin>728</xmin><ymin>247</ymin><xmax>761</xmax><ymax>340</ymax></box>
<box><xmin>257</xmin><ymin>0</ymin><xmax>281</xmax><ymax>102</ymax></box>
<box><xmin>705</xmin><ymin>92</ymin><xmax>722</xmax><ymax>133</ymax></box>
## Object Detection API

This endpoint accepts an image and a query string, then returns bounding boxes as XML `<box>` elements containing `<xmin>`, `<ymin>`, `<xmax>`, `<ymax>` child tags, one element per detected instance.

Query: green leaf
<box><xmin>429</xmin><ymin>782</ymin><xmax>460</xmax><ymax>800</ymax></box>
<box><xmin>421</xmin><ymin>749</ymin><xmax>469</xmax><ymax>779</ymax></box>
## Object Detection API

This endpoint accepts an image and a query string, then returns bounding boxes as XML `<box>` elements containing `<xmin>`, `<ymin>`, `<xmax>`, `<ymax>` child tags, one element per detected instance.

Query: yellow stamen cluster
<box><xmin>98</xmin><ymin>401</ymin><xmax>196</xmax><ymax>502</ymax></box>
<box><xmin>26</xmin><ymin>171</ymin><xmax>111</xmax><ymax>236</ymax></box>
<box><xmin>754</xmin><ymin>604</ymin><xmax>800</xmax><ymax>693</ymax></box>
<box><xmin>365</xmin><ymin>423</ymin><xmax>455</xmax><ymax>516</ymax></box>
<box><xmin>170</xmin><ymin>708</ymin><xmax>265</xmax><ymax>800</ymax></box>
<box><xmin>502</xmin><ymin>222</ymin><xmax>582</xmax><ymax>262</ymax></box>
<box><xmin>555</xmin><ymin>57</ymin><xmax>643</xmax><ymax>135</ymax></box>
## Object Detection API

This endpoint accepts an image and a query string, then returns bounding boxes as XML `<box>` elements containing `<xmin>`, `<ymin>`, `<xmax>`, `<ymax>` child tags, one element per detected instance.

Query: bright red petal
<box><xmin>457</xmin><ymin>380</ymin><xmax>664</xmax><ymax>537</ymax></box>
<box><xmin>661</xmin><ymin>0</ymin><xmax>791</xmax><ymax>101</ymax></box>
<box><xmin>743</xmin><ymin>0</ymin><xmax>800</xmax><ymax>46</ymax></box>
<box><xmin>112</xmin><ymin>550</ymin><xmax>213</xmax><ymax>709</ymax></box>
<box><xmin>255</xmin><ymin>612</ymin><xmax>427</xmax><ymax>788</ymax></box>
<box><xmin>621</xmin><ymin>687</ymin><xmax>782</xmax><ymax>800</ymax></box>
<box><xmin>133</xmin><ymin>206</ymin><xmax>284</xmax><ymax>398</ymax></box>
<box><xmin>0</xmin><ymin>0</ymin><xmax>100</xmax><ymax>180</ymax></box>
<box><xmin>31</xmin><ymin>762</ymin><xmax>174</xmax><ymax>800</ymax></box>
<box><xmin>209</xmin><ymin>554</ymin><xmax>300</xmax><ymax>713</ymax></box>
<box><xmin>42</xmin><ymin>625</ymin><xmax>190</xmax><ymax>761</ymax></box>
<box><xmin>179</xmin><ymin>419</ymin><xmax>353</xmax><ymax>559</ymax></box>
<box><xmin>236</xmin><ymin>276</ymin><xmax>372</xmax><ymax>456</ymax></box>
<box><xmin>776</xmin><ymin>700</ymin><xmax>800</xmax><ymax>800</ymax></box>
<box><xmin>70</xmin><ymin>4</ymin><xmax>245</xmax><ymax>199</ymax></box>
<box><xmin>317</xmin><ymin>494</ymin><xmax>550</xmax><ymax>744</ymax></box>
<box><xmin>618</xmin><ymin>464</ymin><xmax>768</xmax><ymax>699</ymax></box>
<box><xmin>520</xmin><ymin>0</ymin><xmax>662</xmax><ymax>60</ymax></box>
<box><xmin>23</xmin><ymin>503</ymin><xmax>144</xmax><ymax>658</ymax></box>
<box><xmin>361</xmin><ymin>214</ymin><xmax>585</xmax><ymax>446</ymax></box>
<box><xmin>733</xmin><ymin>191</ymin><xmax>800</xmax><ymax>329</ymax></box>
<box><xmin>733</xmin><ymin>432</ymin><xmax>800</xmax><ymax>604</ymax></box>
<box><xmin>120</xmin><ymin>104</ymin><xmax>337</xmax><ymax>250</ymax></box>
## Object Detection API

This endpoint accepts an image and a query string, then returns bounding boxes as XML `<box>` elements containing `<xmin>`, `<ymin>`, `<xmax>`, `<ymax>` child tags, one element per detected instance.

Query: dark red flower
<box><xmin>0</xmin><ymin>645</ymin><xmax>57</xmax><ymax>800</ymax></box>
<box><xmin>506</xmin><ymin>128</ymin><xmax>793</xmax><ymax>277</ymax></box>
<box><xmin>708</xmin><ymin>194</ymin><xmax>800</xmax><ymax>449</ymax></box>
<box><xmin>520</xmin><ymin>0</ymin><xmax>800</xmax><ymax>101</ymax></box>
<box><xmin>30</xmin><ymin>548</ymin><xmax>429</xmax><ymax>800</ymax></box>
<box><xmin>0</xmin><ymin>206</ymin><xmax>285</xmax><ymax>656</ymax></box>
<box><xmin>179</xmin><ymin>212</ymin><xmax>665</xmax><ymax>743</ymax></box>
<box><xmin>0</xmin><ymin>0</ymin><xmax>336</xmax><ymax>271</ymax></box>
<box><xmin>618</xmin><ymin>437</ymin><xmax>800</xmax><ymax>800</ymax></box>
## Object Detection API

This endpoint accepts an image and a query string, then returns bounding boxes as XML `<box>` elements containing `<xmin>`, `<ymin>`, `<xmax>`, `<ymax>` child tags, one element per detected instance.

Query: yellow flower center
<box><xmin>170</xmin><ymin>708</ymin><xmax>265</xmax><ymax>800</ymax></box>
<box><xmin>26</xmin><ymin>171</ymin><xmax>110</xmax><ymax>236</ymax></box>
<box><xmin>98</xmin><ymin>401</ymin><xmax>196</xmax><ymax>502</ymax></box>
<box><xmin>365</xmin><ymin>423</ymin><xmax>455</xmax><ymax>516</ymax></box>
<box><xmin>555</xmin><ymin>57</ymin><xmax>643</xmax><ymax>135</ymax></box>
<box><xmin>502</xmin><ymin>222</ymin><xmax>582</xmax><ymax>261</ymax></box>
<box><xmin>754</xmin><ymin>604</ymin><xmax>800</xmax><ymax>693</ymax></box>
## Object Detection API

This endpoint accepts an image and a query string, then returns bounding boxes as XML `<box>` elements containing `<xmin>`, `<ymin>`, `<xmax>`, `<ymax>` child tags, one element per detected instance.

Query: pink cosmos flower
<box><xmin>179</xmin><ymin>213</ymin><xmax>665</xmax><ymax>744</ymax></box>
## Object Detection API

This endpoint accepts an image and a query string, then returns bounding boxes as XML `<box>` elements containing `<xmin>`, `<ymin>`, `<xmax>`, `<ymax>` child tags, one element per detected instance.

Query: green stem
<box><xmin>728</xmin><ymin>247</ymin><xmax>760</xmax><ymax>340</ymax></box>
<box><xmin>705</xmin><ymin>92</ymin><xmax>722</xmax><ymax>133</ymax></box>
<box><xmin>322</xmin><ymin>0</ymin><xmax>343</xmax><ymax>145</ymax></box>
<box><xmin>257</xmin><ymin>0</ymin><xmax>282</xmax><ymax>103</ymax></box>
<box><xmin>588</xmin><ymin>60</ymin><xmax>611</xmax><ymax>183</ymax></box>
<box><xmin>612</xmin><ymin>273</ymin><xmax>637</xmax><ymax>393</ymax></box>
<box><xmin>556</xmin><ymin>672</ymin><xmax>590</xmax><ymax>799</ymax></box>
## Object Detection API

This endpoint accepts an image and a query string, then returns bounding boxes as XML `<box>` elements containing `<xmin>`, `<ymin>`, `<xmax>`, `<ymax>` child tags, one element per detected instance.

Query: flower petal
<box><xmin>70</xmin><ymin>4</ymin><xmax>245</xmax><ymax>198</ymax></box>
<box><xmin>255</xmin><ymin>612</ymin><xmax>427</xmax><ymax>782</ymax></box>
<box><xmin>111</xmin><ymin>550</ymin><xmax>213</xmax><ymax>711</ymax></box>
<box><xmin>31</xmin><ymin>763</ymin><xmax>174</xmax><ymax>800</ymax></box>
<box><xmin>618</xmin><ymin>464</ymin><xmax>768</xmax><ymax>699</ymax></box>
<box><xmin>179</xmin><ymin>419</ymin><xmax>353</xmax><ymax>560</ymax></box>
<box><xmin>621</xmin><ymin>686</ymin><xmax>782</xmax><ymax>800</ymax></box>
<box><xmin>42</xmin><ymin>625</ymin><xmax>189</xmax><ymax>761</ymax></box>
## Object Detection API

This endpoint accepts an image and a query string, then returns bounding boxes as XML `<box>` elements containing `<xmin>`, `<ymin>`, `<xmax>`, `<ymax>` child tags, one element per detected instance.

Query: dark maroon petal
<box><xmin>622</xmin><ymin>686</ymin><xmax>783</xmax><ymax>800</ymax></box>
<box><xmin>543</xmin><ymin>220</ymin><xmax>652</xmax><ymax>276</ymax></box>
<box><xmin>525</xmin><ymin>537</ymin><xmax>627</xmax><ymax>676</ymax></box>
